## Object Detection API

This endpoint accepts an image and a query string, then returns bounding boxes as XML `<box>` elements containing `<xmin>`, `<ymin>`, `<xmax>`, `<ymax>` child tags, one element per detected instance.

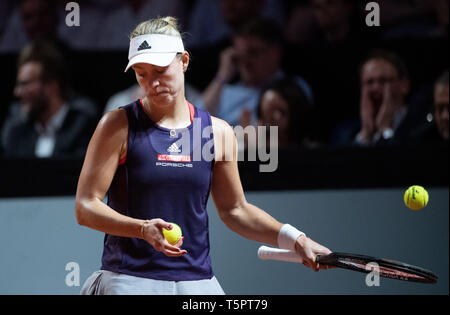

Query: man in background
<box><xmin>200</xmin><ymin>18</ymin><xmax>312</xmax><ymax>127</ymax></box>
<box><xmin>411</xmin><ymin>70</ymin><xmax>449</xmax><ymax>144</ymax></box>
<box><xmin>1</xmin><ymin>41</ymin><xmax>97</xmax><ymax>158</ymax></box>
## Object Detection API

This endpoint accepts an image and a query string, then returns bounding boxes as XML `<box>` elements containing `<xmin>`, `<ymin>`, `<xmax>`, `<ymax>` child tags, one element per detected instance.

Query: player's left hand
<box><xmin>294</xmin><ymin>235</ymin><xmax>332</xmax><ymax>272</ymax></box>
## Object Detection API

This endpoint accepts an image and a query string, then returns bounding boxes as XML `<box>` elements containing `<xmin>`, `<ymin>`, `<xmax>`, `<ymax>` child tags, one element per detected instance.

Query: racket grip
<box><xmin>257</xmin><ymin>246</ymin><xmax>303</xmax><ymax>263</ymax></box>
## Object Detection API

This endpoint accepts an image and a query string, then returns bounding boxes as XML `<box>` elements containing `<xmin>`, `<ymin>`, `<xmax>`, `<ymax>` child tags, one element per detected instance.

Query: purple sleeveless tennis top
<box><xmin>101</xmin><ymin>100</ymin><xmax>215</xmax><ymax>281</ymax></box>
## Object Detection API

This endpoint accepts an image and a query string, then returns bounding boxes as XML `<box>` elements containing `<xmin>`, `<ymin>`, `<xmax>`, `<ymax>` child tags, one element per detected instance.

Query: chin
<box><xmin>154</xmin><ymin>94</ymin><xmax>176</xmax><ymax>105</ymax></box>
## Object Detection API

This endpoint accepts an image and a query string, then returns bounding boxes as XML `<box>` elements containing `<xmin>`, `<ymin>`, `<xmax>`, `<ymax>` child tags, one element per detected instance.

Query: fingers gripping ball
<box><xmin>163</xmin><ymin>223</ymin><xmax>182</xmax><ymax>245</ymax></box>
<box><xmin>404</xmin><ymin>185</ymin><xmax>429</xmax><ymax>210</ymax></box>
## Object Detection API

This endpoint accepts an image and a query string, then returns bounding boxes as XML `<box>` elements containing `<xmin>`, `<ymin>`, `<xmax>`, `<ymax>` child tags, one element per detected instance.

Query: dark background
<box><xmin>0</xmin><ymin>0</ymin><xmax>448</xmax><ymax>197</ymax></box>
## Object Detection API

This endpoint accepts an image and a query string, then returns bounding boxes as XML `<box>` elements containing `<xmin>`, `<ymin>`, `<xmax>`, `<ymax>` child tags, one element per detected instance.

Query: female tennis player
<box><xmin>75</xmin><ymin>17</ymin><xmax>332</xmax><ymax>295</ymax></box>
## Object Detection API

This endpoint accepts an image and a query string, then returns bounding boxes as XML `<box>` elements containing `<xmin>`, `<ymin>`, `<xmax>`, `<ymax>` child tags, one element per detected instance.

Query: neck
<box><xmin>38</xmin><ymin>96</ymin><xmax>64</xmax><ymax>128</ymax></box>
<box><xmin>142</xmin><ymin>93</ymin><xmax>190</xmax><ymax>129</ymax></box>
<box><xmin>393</xmin><ymin>101</ymin><xmax>406</xmax><ymax>113</ymax></box>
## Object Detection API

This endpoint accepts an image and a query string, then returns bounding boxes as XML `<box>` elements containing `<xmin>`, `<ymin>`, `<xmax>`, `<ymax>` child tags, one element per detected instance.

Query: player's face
<box><xmin>133</xmin><ymin>52</ymin><xmax>188</xmax><ymax>106</ymax></box>
<box><xmin>434</xmin><ymin>84</ymin><xmax>449</xmax><ymax>140</ymax></box>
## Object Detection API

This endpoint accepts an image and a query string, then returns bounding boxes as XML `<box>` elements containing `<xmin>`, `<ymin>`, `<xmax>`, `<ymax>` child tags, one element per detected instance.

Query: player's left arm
<box><xmin>210</xmin><ymin>117</ymin><xmax>331</xmax><ymax>270</ymax></box>
<box><xmin>210</xmin><ymin>117</ymin><xmax>282</xmax><ymax>246</ymax></box>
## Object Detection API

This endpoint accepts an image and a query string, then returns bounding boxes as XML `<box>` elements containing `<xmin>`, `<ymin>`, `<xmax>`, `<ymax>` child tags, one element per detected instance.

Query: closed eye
<box><xmin>154</xmin><ymin>66</ymin><xmax>167</xmax><ymax>74</ymax></box>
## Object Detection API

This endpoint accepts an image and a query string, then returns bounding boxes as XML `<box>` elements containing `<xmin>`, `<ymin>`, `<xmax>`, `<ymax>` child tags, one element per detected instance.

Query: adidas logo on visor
<box><xmin>138</xmin><ymin>40</ymin><xmax>152</xmax><ymax>51</ymax></box>
<box><xmin>125</xmin><ymin>34</ymin><xmax>185</xmax><ymax>72</ymax></box>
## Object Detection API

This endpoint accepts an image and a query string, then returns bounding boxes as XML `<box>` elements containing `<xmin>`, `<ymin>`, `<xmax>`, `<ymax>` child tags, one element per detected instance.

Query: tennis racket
<box><xmin>258</xmin><ymin>246</ymin><xmax>438</xmax><ymax>284</ymax></box>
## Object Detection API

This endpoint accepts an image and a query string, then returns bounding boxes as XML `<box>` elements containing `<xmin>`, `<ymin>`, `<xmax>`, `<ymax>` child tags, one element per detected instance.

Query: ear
<box><xmin>181</xmin><ymin>51</ymin><xmax>190</xmax><ymax>73</ymax></box>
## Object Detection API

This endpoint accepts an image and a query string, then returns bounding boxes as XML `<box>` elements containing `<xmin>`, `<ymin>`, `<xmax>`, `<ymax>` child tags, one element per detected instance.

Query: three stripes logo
<box><xmin>138</xmin><ymin>40</ymin><xmax>151</xmax><ymax>51</ymax></box>
<box><xmin>167</xmin><ymin>142</ymin><xmax>181</xmax><ymax>153</ymax></box>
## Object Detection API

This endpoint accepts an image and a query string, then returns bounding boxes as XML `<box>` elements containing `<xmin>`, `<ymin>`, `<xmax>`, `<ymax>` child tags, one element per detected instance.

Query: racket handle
<box><xmin>257</xmin><ymin>245</ymin><xmax>303</xmax><ymax>263</ymax></box>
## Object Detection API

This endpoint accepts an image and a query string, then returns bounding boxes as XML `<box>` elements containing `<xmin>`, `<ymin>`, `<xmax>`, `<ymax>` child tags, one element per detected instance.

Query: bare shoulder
<box><xmin>77</xmin><ymin>109</ymin><xmax>129</xmax><ymax>201</ymax></box>
<box><xmin>98</xmin><ymin>108</ymin><xmax>128</xmax><ymax>132</ymax></box>
<box><xmin>211</xmin><ymin>116</ymin><xmax>235</xmax><ymax>139</ymax></box>
<box><xmin>211</xmin><ymin>116</ymin><xmax>237</xmax><ymax>162</ymax></box>
<box><xmin>90</xmin><ymin>108</ymin><xmax>129</xmax><ymax>157</ymax></box>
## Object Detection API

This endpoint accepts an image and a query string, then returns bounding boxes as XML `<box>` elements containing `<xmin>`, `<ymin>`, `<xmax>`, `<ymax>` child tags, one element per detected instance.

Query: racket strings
<box><xmin>338</xmin><ymin>259</ymin><xmax>434</xmax><ymax>282</ymax></box>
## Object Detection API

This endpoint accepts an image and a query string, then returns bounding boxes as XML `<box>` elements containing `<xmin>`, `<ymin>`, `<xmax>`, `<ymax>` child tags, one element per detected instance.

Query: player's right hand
<box><xmin>142</xmin><ymin>218</ymin><xmax>187</xmax><ymax>257</ymax></box>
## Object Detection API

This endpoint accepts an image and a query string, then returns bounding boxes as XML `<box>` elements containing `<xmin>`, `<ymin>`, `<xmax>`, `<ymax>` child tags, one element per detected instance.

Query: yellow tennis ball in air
<box><xmin>404</xmin><ymin>185</ymin><xmax>429</xmax><ymax>210</ymax></box>
<box><xmin>163</xmin><ymin>223</ymin><xmax>182</xmax><ymax>245</ymax></box>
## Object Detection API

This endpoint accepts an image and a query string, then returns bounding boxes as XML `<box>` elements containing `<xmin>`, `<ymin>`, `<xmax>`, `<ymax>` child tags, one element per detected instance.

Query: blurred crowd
<box><xmin>0</xmin><ymin>0</ymin><xmax>448</xmax><ymax>159</ymax></box>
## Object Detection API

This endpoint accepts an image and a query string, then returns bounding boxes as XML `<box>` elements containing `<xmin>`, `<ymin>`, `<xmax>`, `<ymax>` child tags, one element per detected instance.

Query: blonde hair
<box><xmin>129</xmin><ymin>16</ymin><xmax>182</xmax><ymax>40</ymax></box>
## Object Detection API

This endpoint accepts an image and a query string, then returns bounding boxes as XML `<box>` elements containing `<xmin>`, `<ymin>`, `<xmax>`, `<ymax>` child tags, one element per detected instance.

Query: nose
<box><xmin>14</xmin><ymin>83</ymin><xmax>24</xmax><ymax>99</ymax></box>
<box><xmin>369</xmin><ymin>83</ymin><xmax>384</xmax><ymax>98</ymax></box>
<box><xmin>152</xmin><ymin>80</ymin><xmax>160</xmax><ymax>88</ymax></box>
<box><xmin>371</xmin><ymin>81</ymin><xmax>384</xmax><ymax>92</ymax></box>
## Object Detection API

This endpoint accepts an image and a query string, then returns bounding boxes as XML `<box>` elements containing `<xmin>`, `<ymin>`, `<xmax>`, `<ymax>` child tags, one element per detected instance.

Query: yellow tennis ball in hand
<box><xmin>404</xmin><ymin>185</ymin><xmax>429</xmax><ymax>210</ymax></box>
<box><xmin>163</xmin><ymin>223</ymin><xmax>182</xmax><ymax>245</ymax></box>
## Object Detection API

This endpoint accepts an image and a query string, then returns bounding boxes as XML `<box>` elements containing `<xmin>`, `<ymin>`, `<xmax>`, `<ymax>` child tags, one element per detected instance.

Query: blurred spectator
<box><xmin>199</xmin><ymin>18</ymin><xmax>313</xmax><ymax>127</ymax></box>
<box><xmin>284</xmin><ymin>0</ymin><xmax>320</xmax><ymax>44</ymax></box>
<box><xmin>0</xmin><ymin>0</ymin><xmax>69</xmax><ymax>53</ymax></box>
<box><xmin>411</xmin><ymin>71</ymin><xmax>449</xmax><ymax>144</ymax></box>
<box><xmin>1</xmin><ymin>41</ymin><xmax>97</xmax><ymax>158</ymax></box>
<box><xmin>378</xmin><ymin>0</ymin><xmax>447</xmax><ymax>39</ymax></box>
<box><xmin>333</xmin><ymin>50</ymin><xmax>419</xmax><ymax>147</ymax></box>
<box><xmin>311</xmin><ymin>0</ymin><xmax>357</xmax><ymax>42</ymax></box>
<box><xmin>96</xmin><ymin>0</ymin><xmax>186</xmax><ymax>50</ymax></box>
<box><xmin>285</xmin><ymin>0</ymin><xmax>363</xmax><ymax>44</ymax></box>
<box><xmin>378</xmin><ymin>0</ymin><xmax>432</xmax><ymax>26</ymax></box>
<box><xmin>356</xmin><ymin>50</ymin><xmax>410</xmax><ymax>146</ymax></box>
<box><xmin>433</xmin><ymin>71</ymin><xmax>450</xmax><ymax>140</ymax></box>
<box><xmin>430</xmin><ymin>0</ymin><xmax>449</xmax><ymax>38</ymax></box>
<box><xmin>0</xmin><ymin>0</ymin><xmax>14</xmax><ymax>38</ymax></box>
<box><xmin>255</xmin><ymin>78</ymin><xmax>319</xmax><ymax>150</ymax></box>
<box><xmin>0</xmin><ymin>0</ymin><xmax>187</xmax><ymax>52</ymax></box>
<box><xmin>57</xmin><ymin>0</ymin><xmax>111</xmax><ymax>51</ymax></box>
<box><xmin>185</xmin><ymin>0</ymin><xmax>284</xmax><ymax>49</ymax></box>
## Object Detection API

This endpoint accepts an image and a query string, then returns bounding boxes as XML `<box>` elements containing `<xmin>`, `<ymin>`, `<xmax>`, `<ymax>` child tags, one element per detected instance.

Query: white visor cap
<box><xmin>125</xmin><ymin>34</ymin><xmax>184</xmax><ymax>72</ymax></box>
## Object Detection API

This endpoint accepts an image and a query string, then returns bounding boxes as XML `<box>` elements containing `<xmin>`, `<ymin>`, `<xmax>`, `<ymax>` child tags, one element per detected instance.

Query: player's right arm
<box><xmin>75</xmin><ymin>109</ymin><xmax>185</xmax><ymax>256</ymax></box>
<box><xmin>75</xmin><ymin>109</ymin><xmax>139</xmax><ymax>236</ymax></box>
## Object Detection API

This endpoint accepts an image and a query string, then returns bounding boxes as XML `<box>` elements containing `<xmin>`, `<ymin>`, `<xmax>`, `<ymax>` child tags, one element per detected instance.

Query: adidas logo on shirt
<box><xmin>167</xmin><ymin>142</ymin><xmax>181</xmax><ymax>153</ymax></box>
<box><xmin>138</xmin><ymin>41</ymin><xmax>151</xmax><ymax>51</ymax></box>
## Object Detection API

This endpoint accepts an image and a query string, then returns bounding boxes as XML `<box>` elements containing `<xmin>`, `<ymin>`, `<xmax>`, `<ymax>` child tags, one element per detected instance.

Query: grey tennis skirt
<box><xmin>80</xmin><ymin>270</ymin><xmax>225</xmax><ymax>295</ymax></box>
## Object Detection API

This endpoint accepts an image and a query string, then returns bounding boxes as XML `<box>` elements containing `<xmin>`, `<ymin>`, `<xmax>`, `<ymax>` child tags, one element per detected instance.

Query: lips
<box><xmin>155</xmin><ymin>87</ymin><xmax>170</xmax><ymax>94</ymax></box>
